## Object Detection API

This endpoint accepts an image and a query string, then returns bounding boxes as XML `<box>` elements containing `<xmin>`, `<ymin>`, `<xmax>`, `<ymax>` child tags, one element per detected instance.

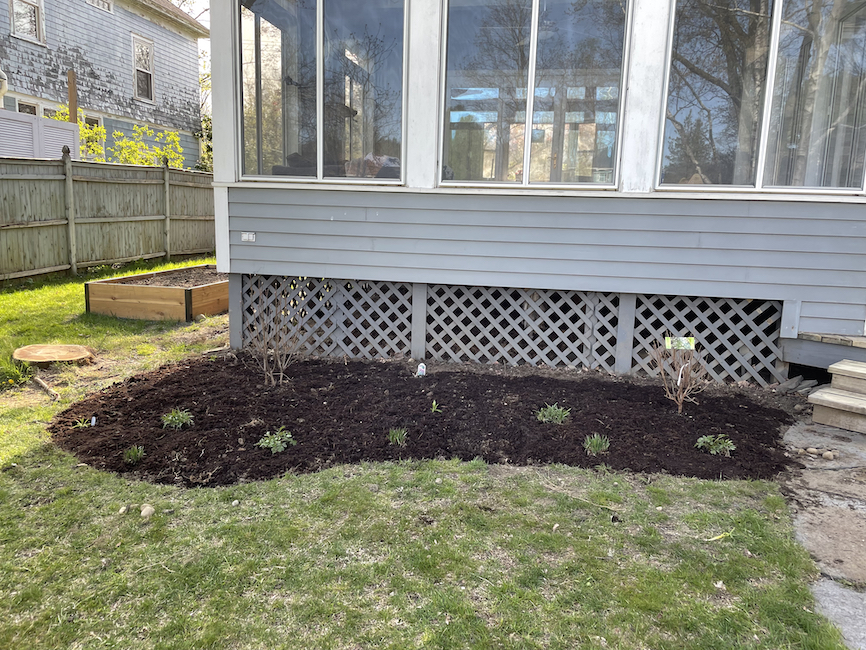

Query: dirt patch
<box><xmin>117</xmin><ymin>267</ymin><xmax>226</xmax><ymax>288</ymax></box>
<box><xmin>49</xmin><ymin>354</ymin><xmax>801</xmax><ymax>487</ymax></box>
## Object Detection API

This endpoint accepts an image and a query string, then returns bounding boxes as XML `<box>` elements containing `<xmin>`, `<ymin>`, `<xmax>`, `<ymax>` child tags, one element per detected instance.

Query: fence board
<box><xmin>0</xmin><ymin>156</ymin><xmax>214</xmax><ymax>280</ymax></box>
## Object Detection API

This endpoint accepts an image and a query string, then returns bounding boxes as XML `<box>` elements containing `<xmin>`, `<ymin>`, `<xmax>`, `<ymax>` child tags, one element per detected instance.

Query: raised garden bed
<box><xmin>85</xmin><ymin>264</ymin><xmax>228</xmax><ymax>322</ymax></box>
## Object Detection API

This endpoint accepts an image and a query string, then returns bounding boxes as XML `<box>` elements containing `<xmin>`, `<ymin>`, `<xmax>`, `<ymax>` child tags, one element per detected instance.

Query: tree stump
<box><xmin>12</xmin><ymin>344</ymin><xmax>96</xmax><ymax>368</ymax></box>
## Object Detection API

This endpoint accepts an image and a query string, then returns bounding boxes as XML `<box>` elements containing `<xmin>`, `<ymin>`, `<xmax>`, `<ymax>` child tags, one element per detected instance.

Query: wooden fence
<box><xmin>0</xmin><ymin>151</ymin><xmax>214</xmax><ymax>281</ymax></box>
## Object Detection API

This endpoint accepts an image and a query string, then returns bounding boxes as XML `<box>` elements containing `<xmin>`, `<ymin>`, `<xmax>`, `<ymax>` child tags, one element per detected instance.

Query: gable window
<box><xmin>660</xmin><ymin>0</ymin><xmax>866</xmax><ymax>190</ymax></box>
<box><xmin>240</xmin><ymin>0</ymin><xmax>406</xmax><ymax>180</ymax></box>
<box><xmin>133</xmin><ymin>35</ymin><xmax>155</xmax><ymax>102</ymax></box>
<box><xmin>441</xmin><ymin>0</ymin><xmax>630</xmax><ymax>185</ymax></box>
<box><xmin>11</xmin><ymin>0</ymin><xmax>44</xmax><ymax>43</ymax></box>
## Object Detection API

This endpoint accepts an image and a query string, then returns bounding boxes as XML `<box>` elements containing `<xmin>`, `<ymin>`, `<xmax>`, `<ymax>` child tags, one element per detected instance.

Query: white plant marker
<box><xmin>415</xmin><ymin>363</ymin><xmax>426</xmax><ymax>377</ymax></box>
<box><xmin>91</xmin><ymin>416</ymin><xmax>97</xmax><ymax>427</ymax></box>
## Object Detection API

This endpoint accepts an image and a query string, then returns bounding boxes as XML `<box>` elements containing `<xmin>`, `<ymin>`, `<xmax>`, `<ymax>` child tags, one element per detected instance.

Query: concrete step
<box><xmin>809</xmin><ymin>387</ymin><xmax>866</xmax><ymax>435</ymax></box>
<box><xmin>828</xmin><ymin>359</ymin><xmax>866</xmax><ymax>396</ymax></box>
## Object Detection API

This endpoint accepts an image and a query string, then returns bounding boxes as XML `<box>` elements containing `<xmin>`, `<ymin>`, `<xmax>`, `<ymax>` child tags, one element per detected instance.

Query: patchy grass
<box><xmin>0</xmin><ymin>257</ymin><xmax>227</xmax><ymax>466</ymax></box>
<box><xmin>0</xmin><ymin>259</ymin><xmax>848</xmax><ymax>649</ymax></box>
<box><xmin>0</xmin><ymin>456</ymin><xmax>844</xmax><ymax>650</ymax></box>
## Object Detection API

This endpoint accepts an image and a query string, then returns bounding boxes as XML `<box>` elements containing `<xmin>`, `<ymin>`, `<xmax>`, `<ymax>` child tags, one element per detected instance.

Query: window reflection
<box><xmin>764</xmin><ymin>0</ymin><xmax>866</xmax><ymax>188</ymax></box>
<box><xmin>661</xmin><ymin>0</ymin><xmax>773</xmax><ymax>186</ymax></box>
<box><xmin>442</xmin><ymin>0</ymin><xmax>627</xmax><ymax>184</ymax></box>
<box><xmin>240</xmin><ymin>0</ymin><xmax>403</xmax><ymax>179</ymax></box>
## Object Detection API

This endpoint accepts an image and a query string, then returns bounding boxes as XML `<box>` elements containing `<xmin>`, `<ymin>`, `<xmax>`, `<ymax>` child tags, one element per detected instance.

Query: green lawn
<box><xmin>0</xmin><ymin>261</ymin><xmax>847</xmax><ymax>649</ymax></box>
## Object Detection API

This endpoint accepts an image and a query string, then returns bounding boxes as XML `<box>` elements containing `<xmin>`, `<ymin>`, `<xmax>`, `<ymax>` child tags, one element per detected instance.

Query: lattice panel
<box><xmin>425</xmin><ymin>285</ymin><xmax>619</xmax><ymax>369</ymax></box>
<box><xmin>241</xmin><ymin>275</ymin><xmax>412</xmax><ymax>359</ymax></box>
<box><xmin>631</xmin><ymin>295</ymin><xmax>784</xmax><ymax>386</ymax></box>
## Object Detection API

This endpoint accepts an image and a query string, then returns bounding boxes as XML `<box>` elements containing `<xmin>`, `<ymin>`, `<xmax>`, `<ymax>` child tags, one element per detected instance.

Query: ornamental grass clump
<box><xmin>583</xmin><ymin>433</ymin><xmax>611</xmax><ymax>456</ymax></box>
<box><xmin>535</xmin><ymin>403</ymin><xmax>571</xmax><ymax>424</ymax></box>
<box><xmin>161</xmin><ymin>408</ymin><xmax>194</xmax><ymax>430</ymax></box>
<box><xmin>388</xmin><ymin>427</ymin><xmax>408</xmax><ymax>447</ymax></box>
<box><xmin>123</xmin><ymin>445</ymin><xmax>145</xmax><ymax>465</ymax></box>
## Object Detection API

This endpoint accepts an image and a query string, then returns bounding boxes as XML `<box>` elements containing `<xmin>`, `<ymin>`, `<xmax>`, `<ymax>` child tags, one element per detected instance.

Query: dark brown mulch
<box><xmin>116</xmin><ymin>267</ymin><xmax>226</xmax><ymax>288</ymax></box>
<box><xmin>49</xmin><ymin>354</ymin><xmax>800</xmax><ymax>487</ymax></box>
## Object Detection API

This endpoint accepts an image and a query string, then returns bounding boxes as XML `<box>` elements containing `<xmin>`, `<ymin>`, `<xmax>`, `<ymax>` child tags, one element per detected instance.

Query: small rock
<box><xmin>778</xmin><ymin>375</ymin><xmax>804</xmax><ymax>393</ymax></box>
<box><xmin>796</xmin><ymin>448</ymin><xmax>807</xmax><ymax>456</ymax></box>
<box><xmin>140</xmin><ymin>504</ymin><xmax>155</xmax><ymax>518</ymax></box>
<box><xmin>656</xmin><ymin>506</ymin><xmax>663</xmax><ymax>511</ymax></box>
<box><xmin>195</xmin><ymin>314</ymin><xmax>207</xmax><ymax>322</ymax></box>
<box><xmin>806</xmin><ymin>447</ymin><xmax>819</xmax><ymax>455</ymax></box>
<box><xmin>369</xmin><ymin>484</ymin><xmax>379</xmax><ymax>493</ymax></box>
<box><xmin>822</xmin><ymin>451</ymin><xmax>834</xmax><ymax>460</ymax></box>
<box><xmin>232</xmin><ymin>500</ymin><xmax>240</xmax><ymax>507</ymax></box>
<box><xmin>794</xmin><ymin>404</ymin><xmax>806</xmax><ymax>413</ymax></box>
<box><xmin>434</xmin><ymin>478</ymin><xmax>442</xmax><ymax>485</ymax></box>
<box><xmin>118</xmin><ymin>506</ymin><xmax>128</xmax><ymax>515</ymax></box>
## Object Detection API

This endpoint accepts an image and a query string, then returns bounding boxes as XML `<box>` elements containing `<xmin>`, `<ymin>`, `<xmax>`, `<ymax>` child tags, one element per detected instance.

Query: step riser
<box><xmin>812</xmin><ymin>404</ymin><xmax>866</xmax><ymax>435</ymax></box>
<box><xmin>831</xmin><ymin>375</ymin><xmax>866</xmax><ymax>396</ymax></box>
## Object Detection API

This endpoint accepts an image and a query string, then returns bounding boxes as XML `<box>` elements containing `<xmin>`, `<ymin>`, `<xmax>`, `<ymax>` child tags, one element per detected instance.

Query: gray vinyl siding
<box><xmin>0</xmin><ymin>0</ymin><xmax>200</xmax><ymax>133</ymax></box>
<box><xmin>228</xmin><ymin>190</ymin><xmax>866</xmax><ymax>336</ymax></box>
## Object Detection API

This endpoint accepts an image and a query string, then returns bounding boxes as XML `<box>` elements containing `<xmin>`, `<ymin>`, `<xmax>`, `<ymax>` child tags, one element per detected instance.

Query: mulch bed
<box><xmin>49</xmin><ymin>353</ymin><xmax>801</xmax><ymax>487</ymax></box>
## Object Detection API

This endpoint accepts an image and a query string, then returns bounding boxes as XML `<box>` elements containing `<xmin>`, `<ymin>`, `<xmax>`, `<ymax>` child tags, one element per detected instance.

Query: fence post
<box><xmin>163</xmin><ymin>158</ymin><xmax>171</xmax><ymax>260</ymax></box>
<box><xmin>411</xmin><ymin>283</ymin><xmax>428</xmax><ymax>360</ymax></box>
<box><xmin>614</xmin><ymin>293</ymin><xmax>637</xmax><ymax>374</ymax></box>
<box><xmin>62</xmin><ymin>146</ymin><xmax>77</xmax><ymax>275</ymax></box>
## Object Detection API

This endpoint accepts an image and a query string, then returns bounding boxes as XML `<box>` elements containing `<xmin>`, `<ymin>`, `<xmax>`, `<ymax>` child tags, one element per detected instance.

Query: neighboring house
<box><xmin>0</xmin><ymin>0</ymin><xmax>208</xmax><ymax>167</ymax></box>
<box><xmin>210</xmin><ymin>0</ymin><xmax>866</xmax><ymax>385</ymax></box>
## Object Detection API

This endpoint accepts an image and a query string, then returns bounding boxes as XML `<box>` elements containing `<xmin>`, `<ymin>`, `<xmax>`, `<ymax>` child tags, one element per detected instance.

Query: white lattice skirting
<box><xmin>240</xmin><ymin>276</ymin><xmax>785</xmax><ymax>386</ymax></box>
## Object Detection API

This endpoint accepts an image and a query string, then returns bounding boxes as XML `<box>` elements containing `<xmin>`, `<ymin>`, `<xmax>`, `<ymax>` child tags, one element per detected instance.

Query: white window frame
<box><xmin>655</xmin><ymin>0</ymin><xmax>866</xmax><ymax>196</ymax></box>
<box><xmin>132</xmin><ymin>34</ymin><xmax>155</xmax><ymax>103</ymax></box>
<box><xmin>85</xmin><ymin>0</ymin><xmax>113</xmax><ymax>12</ymax></box>
<box><xmin>16</xmin><ymin>100</ymin><xmax>38</xmax><ymax>115</ymax></box>
<box><xmin>236</xmin><ymin>0</ymin><xmax>410</xmax><ymax>185</ymax></box>
<box><xmin>10</xmin><ymin>0</ymin><xmax>46</xmax><ymax>44</ymax></box>
<box><xmin>437</xmin><ymin>0</ymin><xmax>634</xmax><ymax>191</ymax></box>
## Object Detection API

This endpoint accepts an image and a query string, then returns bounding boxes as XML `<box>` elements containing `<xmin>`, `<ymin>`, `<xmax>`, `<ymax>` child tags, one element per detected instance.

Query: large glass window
<box><xmin>764</xmin><ymin>0</ymin><xmax>866</xmax><ymax>188</ymax></box>
<box><xmin>442</xmin><ymin>0</ymin><xmax>629</xmax><ymax>185</ymax></box>
<box><xmin>240</xmin><ymin>0</ymin><xmax>404</xmax><ymax>180</ymax></box>
<box><xmin>661</xmin><ymin>0</ymin><xmax>773</xmax><ymax>186</ymax></box>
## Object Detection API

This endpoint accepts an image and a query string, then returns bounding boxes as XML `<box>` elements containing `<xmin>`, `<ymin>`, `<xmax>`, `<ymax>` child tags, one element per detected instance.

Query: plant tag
<box><xmin>415</xmin><ymin>363</ymin><xmax>426</xmax><ymax>377</ymax></box>
<box><xmin>91</xmin><ymin>416</ymin><xmax>97</xmax><ymax>427</ymax></box>
<box><xmin>665</xmin><ymin>337</ymin><xmax>695</xmax><ymax>350</ymax></box>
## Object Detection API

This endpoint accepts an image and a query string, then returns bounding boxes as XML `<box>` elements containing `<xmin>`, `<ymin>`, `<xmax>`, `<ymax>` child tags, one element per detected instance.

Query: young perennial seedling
<box><xmin>72</xmin><ymin>417</ymin><xmax>91</xmax><ymax>429</ymax></box>
<box><xmin>695</xmin><ymin>434</ymin><xmax>736</xmax><ymax>457</ymax></box>
<box><xmin>256</xmin><ymin>426</ymin><xmax>297</xmax><ymax>454</ymax></box>
<box><xmin>431</xmin><ymin>400</ymin><xmax>442</xmax><ymax>413</ymax></box>
<box><xmin>583</xmin><ymin>433</ymin><xmax>611</xmax><ymax>456</ymax></box>
<box><xmin>161</xmin><ymin>408</ymin><xmax>194</xmax><ymax>430</ymax></box>
<box><xmin>388</xmin><ymin>427</ymin><xmax>408</xmax><ymax>447</ymax></box>
<box><xmin>123</xmin><ymin>445</ymin><xmax>145</xmax><ymax>465</ymax></box>
<box><xmin>536</xmin><ymin>403</ymin><xmax>571</xmax><ymax>424</ymax></box>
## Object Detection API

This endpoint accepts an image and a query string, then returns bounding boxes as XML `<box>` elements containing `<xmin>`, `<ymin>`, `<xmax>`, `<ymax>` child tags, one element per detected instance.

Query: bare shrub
<box><xmin>247</xmin><ymin>281</ymin><xmax>302</xmax><ymax>386</ymax></box>
<box><xmin>650</xmin><ymin>338</ymin><xmax>710</xmax><ymax>414</ymax></box>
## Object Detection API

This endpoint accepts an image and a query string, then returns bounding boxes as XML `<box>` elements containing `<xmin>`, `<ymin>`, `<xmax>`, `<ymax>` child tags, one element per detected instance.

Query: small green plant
<box><xmin>431</xmin><ymin>400</ymin><xmax>442</xmax><ymax>413</ymax></box>
<box><xmin>72</xmin><ymin>417</ymin><xmax>91</xmax><ymax>429</ymax></box>
<box><xmin>256</xmin><ymin>426</ymin><xmax>297</xmax><ymax>454</ymax></box>
<box><xmin>123</xmin><ymin>445</ymin><xmax>145</xmax><ymax>465</ymax></box>
<box><xmin>695</xmin><ymin>434</ymin><xmax>736</xmax><ymax>457</ymax></box>
<box><xmin>583</xmin><ymin>433</ymin><xmax>611</xmax><ymax>456</ymax></box>
<box><xmin>388</xmin><ymin>427</ymin><xmax>408</xmax><ymax>447</ymax></box>
<box><xmin>536</xmin><ymin>403</ymin><xmax>571</xmax><ymax>424</ymax></box>
<box><xmin>161</xmin><ymin>408</ymin><xmax>194</xmax><ymax>430</ymax></box>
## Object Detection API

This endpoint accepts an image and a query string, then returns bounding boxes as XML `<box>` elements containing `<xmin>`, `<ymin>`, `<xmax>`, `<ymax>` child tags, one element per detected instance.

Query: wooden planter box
<box><xmin>85</xmin><ymin>265</ymin><xmax>228</xmax><ymax>321</ymax></box>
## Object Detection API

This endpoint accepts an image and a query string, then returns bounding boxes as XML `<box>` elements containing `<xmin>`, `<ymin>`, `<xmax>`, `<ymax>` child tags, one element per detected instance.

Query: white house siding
<box><xmin>0</xmin><ymin>0</ymin><xmax>200</xmax><ymax>134</ymax></box>
<box><xmin>227</xmin><ymin>188</ymin><xmax>866</xmax><ymax>337</ymax></box>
